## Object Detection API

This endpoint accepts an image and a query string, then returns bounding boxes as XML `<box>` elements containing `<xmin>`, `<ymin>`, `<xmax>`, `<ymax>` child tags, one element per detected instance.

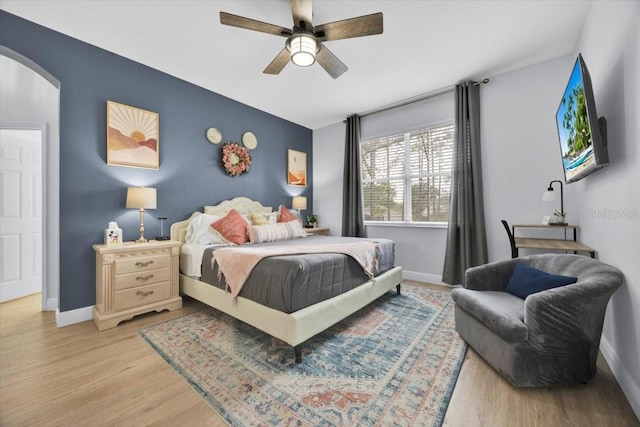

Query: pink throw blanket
<box><xmin>211</xmin><ymin>241</ymin><xmax>380</xmax><ymax>297</ymax></box>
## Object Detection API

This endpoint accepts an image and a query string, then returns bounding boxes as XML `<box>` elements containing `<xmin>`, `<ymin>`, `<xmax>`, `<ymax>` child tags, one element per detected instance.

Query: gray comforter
<box><xmin>200</xmin><ymin>235</ymin><xmax>395</xmax><ymax>313</ymax></box>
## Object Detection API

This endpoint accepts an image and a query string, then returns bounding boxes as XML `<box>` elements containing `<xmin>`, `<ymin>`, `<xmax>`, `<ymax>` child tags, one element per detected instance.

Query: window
<box><xmin>361</xmin><ymin>123</ymin><xmax>454</xmax><ymax>224</ymax></box>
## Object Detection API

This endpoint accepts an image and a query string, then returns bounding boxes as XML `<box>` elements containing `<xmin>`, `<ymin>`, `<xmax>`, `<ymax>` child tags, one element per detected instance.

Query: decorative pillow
<box><xmin>249</xmin><ymin>220</ymin><xmax>306</xmax><ymax>244</ymax></box>
<box><xmin>185</xmin><ymin>214</ymin><xmax>226</xmax><ymax>244</ymax></box>
<box><xmin>250</xmin><ymin>211</ymin><xmax>278</xmax><ymax>226</ymax></box>
<box><xmin>278</xmin><ymin>205</ymin><xmax>300</xmax><ymax>223</ymax></box>
<box><xmin>204</xmin><ymin>207</ymin><xmax>252</xmax><ymax>224</ymax></box>
<box><xmin>505</xmin><ymin>263</ymin><xmax>578</xmax><ymax>299</ymax></box>
<box><xmin>210</xmin><ymin>209</ymin><xmax>249</xmax><ymax>245</ymax></box>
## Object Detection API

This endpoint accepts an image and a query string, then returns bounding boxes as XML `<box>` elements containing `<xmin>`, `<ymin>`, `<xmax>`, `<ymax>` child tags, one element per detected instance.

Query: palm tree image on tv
<box><xmin>561</xmin><ymin>85</ymin><xmax>591</xmax><ymax>157</ymax></box>
<box><xmin>556</xmin><ymin>61</ymin><xmax>596</xmax><ymax>180</ymax></box>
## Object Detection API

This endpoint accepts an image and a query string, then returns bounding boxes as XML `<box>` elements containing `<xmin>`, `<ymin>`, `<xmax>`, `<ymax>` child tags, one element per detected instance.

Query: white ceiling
<box><xmin>0</xmin><ymin>0</ymin><xmax>590</xmax><ymax>129</ymax></box>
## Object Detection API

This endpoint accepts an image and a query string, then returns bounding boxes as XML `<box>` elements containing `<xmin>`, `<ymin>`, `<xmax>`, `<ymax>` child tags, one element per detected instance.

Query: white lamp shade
<box><xmin>292</xmin><ymin>196</ymin><xmax>307</xmax><ymax>210</ymax></box>
<box><xmin>541</xmin><ymin>190</ymin><xmax>557</xmax><ymax>202</ymax></box>
<box><xmin>126</xmin><ymin>187</ymin><xmax>157</xmax><ymax>209</ymax></box>
<box><xmin>288</xmin><ymin>34</ymin><xmax>317</xmax><ymax>67</ymax></box>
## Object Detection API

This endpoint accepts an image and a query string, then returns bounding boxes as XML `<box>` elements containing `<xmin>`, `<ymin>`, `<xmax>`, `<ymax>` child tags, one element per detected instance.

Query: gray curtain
<box><xmin>342</xmin><ymin>114</ymin><xmax>366</xmax><ymax>237</ymax></box>
<box><xmin>442</xmin><ymin>82</ymin><xmax>488</xmax><ymax>285</ymax></box>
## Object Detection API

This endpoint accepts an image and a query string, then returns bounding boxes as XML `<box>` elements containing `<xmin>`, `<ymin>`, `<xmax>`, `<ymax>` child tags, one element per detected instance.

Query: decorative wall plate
<box><xmin>206</xmin><ymin>127</ymin><xmax>222</xmax><ymax>144</ymax></box>
<box><xmin>242</xmin><ymin>131</ymin><xmax>258</xmax><ymax>150</ymax></box>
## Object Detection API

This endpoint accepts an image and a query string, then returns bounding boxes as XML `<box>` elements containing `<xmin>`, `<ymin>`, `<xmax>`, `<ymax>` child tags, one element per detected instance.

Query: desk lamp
<box><xmin>542</xmin><ymin>180</ymin><xmax>566</xmax><ymax>225</ymax></box>
<box><xmin>126</xmin><ymin>186</ymin><xmax>157</xmax><ymax>242</ymax></box>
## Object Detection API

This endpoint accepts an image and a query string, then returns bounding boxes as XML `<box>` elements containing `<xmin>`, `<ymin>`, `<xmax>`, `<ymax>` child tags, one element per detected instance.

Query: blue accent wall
<box><xmin>0</xmin><ymin>11</ymin><xmax>313</xmax><ymax>312</ymax></box>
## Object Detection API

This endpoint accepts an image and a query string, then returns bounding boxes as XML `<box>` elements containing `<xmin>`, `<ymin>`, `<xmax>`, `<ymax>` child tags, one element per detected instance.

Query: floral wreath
<box><xmin>221</xmin><ymin>142</ymin><xmax>251</xmax><ymax>177</ymax></box>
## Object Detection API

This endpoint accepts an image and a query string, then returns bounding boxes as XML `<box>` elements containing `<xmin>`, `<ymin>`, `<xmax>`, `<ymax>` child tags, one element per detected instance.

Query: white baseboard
<box><xmin>402</xmin><ymin>270</ymin><xmax>450</xmax><ymax>286</ymax></box>
<box><xmin>600</xmin><ymin>336</ymin><xmax>640</xmax><ymax>420</ymax></box>
<box><xmin>56</xmin><ymin>305</ymin><xmax>93</xmax><ymax>328</ymax></box>
<box><xmin>44</xmin><ymin>297</ymin><xmax>58</xmax><ymax>312</ymax></box>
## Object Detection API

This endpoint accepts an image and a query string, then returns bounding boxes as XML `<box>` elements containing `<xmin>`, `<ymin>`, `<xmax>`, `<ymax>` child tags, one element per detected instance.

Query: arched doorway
<box><xmin>0</xmin><ymin>46</ymin><xmax>60</xmax><ymax>312</ymax></box>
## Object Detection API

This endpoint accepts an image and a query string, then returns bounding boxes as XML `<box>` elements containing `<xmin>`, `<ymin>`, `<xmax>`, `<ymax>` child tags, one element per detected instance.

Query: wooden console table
<box><xmin>510</xmin><ymin>224</ymin><xmax>595</xmax><ymax>258</ymax></box>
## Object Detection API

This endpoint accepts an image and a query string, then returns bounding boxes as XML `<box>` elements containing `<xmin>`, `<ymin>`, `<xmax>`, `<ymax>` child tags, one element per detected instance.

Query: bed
<box><xmin>170</xmin><ymin>197</ymin><xmax>403</xmax><ymax>362</ymax></box>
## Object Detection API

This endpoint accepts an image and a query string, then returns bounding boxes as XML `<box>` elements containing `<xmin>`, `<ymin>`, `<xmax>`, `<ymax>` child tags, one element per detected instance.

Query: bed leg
<box><xmin>396</xmin><ymin>284</ymin><xmax>401</xmax><ymax>295</ymax></box>
<box><xmin>294</xmin><ymin>346</ymin><xmax>302</xmax><ymax>364</ymax></box>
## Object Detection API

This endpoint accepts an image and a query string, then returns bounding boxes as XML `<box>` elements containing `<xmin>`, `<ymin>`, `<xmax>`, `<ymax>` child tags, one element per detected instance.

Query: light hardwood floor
<box><xmin>1</xmin><ymin>285</ymin><xmax>638</xmax><ymax>427</ymax></box>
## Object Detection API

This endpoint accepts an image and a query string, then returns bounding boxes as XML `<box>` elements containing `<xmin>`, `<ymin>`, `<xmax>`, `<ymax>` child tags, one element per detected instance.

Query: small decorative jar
<box><xmin>104</xmin><ymin>222</ymin><xmax>123</xmax><ymax>245</ymax></box>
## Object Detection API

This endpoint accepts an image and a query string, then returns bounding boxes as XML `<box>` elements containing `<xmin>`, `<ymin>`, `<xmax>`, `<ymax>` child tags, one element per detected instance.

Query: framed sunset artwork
<box><xmin>287</xmin><ymin>149</ymin><xmax>306</xmax><ymax>186</ymax></box>
<box><xmin>107</xmin><ymin>100</ymin><xmax>159</xmax><ymax>169</ymax></box>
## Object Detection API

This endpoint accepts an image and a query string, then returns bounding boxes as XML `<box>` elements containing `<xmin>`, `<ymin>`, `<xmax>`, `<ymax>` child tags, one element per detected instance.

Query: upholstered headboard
<box><xmin>203</xmin><ymin>197</ymin><xmax>271</xmax><ymax>216</ymax></box>
<box><xmin>170</xmin><ymin>197</ymin><xmax>272</xmax><ymax>243</ymax></box>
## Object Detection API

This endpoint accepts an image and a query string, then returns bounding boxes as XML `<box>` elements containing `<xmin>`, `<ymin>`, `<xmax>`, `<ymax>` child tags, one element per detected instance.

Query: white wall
<box><xmin>0</xmin><ymin>53</ymin><xmax>60</xmax><ymax>311</ymax></box>
<box><xmin>366</xmin><ymin>224</ymin><xmax>446</xmax><ymax>284</ymax></box>
<box><xmin>482</xmin><ymin>55</ymin><xmax>576</xmax><ymax>261</ymax></box>
<box><xmin>572</xmin><ymin>1</ymin><xmax>640</xmax><ymax>418</ymax></box>
<box><xmin>313</xmin><ymin>58</ymin><xmax>572</xmax><ymax>283</ymax></box>
<box><xmin>312</xmin><ymin>122</ymin><xmax>344</xmax><ymax>236</ymax></box>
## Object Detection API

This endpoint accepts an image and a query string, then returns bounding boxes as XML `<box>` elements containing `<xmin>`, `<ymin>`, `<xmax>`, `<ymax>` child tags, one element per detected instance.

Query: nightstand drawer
<box><xmin>115</xmin><ymin>255</ymin><xmax>171</xmax><ymax>275</ymax></box>
<box><xmin>113</xmin><ymin>282</ymin><xmax>171</xmax><ymax>312</ymax></box>
<box><xmin>114</xmin><ymin>268</ymin><xmax>171</xmax><ymax>291</ymax></box>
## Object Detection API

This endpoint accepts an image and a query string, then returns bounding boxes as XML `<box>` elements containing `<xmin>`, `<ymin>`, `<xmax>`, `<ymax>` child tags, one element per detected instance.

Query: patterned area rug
<box><xmin>139</xmin><ymin>284</ymin><xmax>466</xmax><ymax>426</ymax></box>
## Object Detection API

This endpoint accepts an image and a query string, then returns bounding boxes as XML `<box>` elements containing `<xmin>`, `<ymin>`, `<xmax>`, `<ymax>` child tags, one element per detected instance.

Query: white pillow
<box><xmin>248</xmin><ymin>220</ymin><xmax>306</xmax><ymax>244</ymax></box>
<box><xmin>250</xmin><ymin>211</ymin><xmax>278</xmax><ymax>226</ymax></box>
<box><xmin>185</xmin><ymin>213</ymin><xmax>227</xmax><ymax>244</ymax></box>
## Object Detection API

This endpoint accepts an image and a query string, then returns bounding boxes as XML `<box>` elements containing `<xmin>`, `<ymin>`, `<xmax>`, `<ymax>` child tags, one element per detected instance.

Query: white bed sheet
<box><xmin>180</xmin><ymin>243</ymin><xmax>229</xmax><ymax>277</ymax></box>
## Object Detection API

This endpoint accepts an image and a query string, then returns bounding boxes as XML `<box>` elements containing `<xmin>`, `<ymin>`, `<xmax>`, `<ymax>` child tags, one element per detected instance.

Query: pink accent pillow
<box><xmin>278</xmin><ymin>205</ymin><xmax>300</xmax><ymax>223</ymax></box>
<box><xmin>210</xmin><ymin>209</ymin><xmax>248</xmax><ymax>245</ymax></box>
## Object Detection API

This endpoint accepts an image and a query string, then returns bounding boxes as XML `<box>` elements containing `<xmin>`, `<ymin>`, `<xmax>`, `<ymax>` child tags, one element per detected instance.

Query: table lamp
<box><xmin>292</xmin><ymin>196</ymin><xmax>307</xmax><ymax>214</ymax></box>
<box><xmin>126</xmin><ymin>186</ymin><xmax>157</xmax><ymax>243</ymax></box>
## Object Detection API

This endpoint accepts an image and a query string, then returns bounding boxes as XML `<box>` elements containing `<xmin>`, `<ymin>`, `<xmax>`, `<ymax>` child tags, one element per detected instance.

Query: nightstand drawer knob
<box><xmin>136</xmin><ymin>290</ymin><xmax>154</xmax><ymax>297</ymax></box>
<box><xmin>136</xmin><ymin>274</ymin><xmax>154</xmax><ymax>281</ymax></box>
<box><xmin>135</xmin><ymin>260</ymin><xmax>154</xmax><ymax>267</ymax></box>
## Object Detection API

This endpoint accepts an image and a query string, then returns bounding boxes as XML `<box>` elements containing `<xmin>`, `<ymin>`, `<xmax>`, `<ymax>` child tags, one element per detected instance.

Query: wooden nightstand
<box><xmin>304</xmin><ymin>227</ymin><xmax>329</xmax><ymax>236</ymax></box>
<box><xmin>93</xmin><ymin>240</ymin><xmax>182</xmax><ymax>331</ymax></box>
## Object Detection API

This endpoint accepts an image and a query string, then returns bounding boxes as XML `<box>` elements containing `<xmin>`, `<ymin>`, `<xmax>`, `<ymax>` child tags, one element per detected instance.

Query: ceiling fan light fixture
<box><xmin>220</xmin><ymin>4</ymin><xmax>383</xmax><ymax>78</ymax></box>
<box><xmin>287</xmin><ymin>34</ymin><xmax>317</xmax><ymax>67</ymax></box>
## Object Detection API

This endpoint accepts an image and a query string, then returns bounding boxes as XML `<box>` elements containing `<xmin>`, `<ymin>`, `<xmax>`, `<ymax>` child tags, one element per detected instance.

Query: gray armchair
<box><xmin>450</xmin><ymin>254</ymin><xmax>623</xmax><ymax>387</ymax></box>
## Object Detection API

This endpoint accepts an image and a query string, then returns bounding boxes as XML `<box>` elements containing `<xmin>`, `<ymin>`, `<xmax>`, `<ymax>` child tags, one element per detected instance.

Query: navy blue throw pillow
<box><xmin>506</xmin><ymin>263</ymin><xmax>578</xmax><ymax>299</ymax></box>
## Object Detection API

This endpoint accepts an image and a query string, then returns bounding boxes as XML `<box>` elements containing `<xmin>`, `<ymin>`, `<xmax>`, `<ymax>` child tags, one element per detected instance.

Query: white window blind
<box><xmin>361</xmin><ymin>123</ymin><xmax>454</xmax><ymax>223</ymax></box>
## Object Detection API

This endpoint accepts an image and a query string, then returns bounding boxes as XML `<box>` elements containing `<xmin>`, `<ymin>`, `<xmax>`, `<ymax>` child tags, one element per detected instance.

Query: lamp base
<box><xmin>135</xmin><ymin>237</ymin><xmax>149</xmax><ymax>243</ymax></box>
<box><xmin>156</xmin><ymin>235</ymin><xmax>170</xmax><ymax>241</ymax></box>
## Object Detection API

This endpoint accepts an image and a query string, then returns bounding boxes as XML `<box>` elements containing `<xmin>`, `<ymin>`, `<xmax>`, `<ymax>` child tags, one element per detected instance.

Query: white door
<box><xmin>0</xmin><ymin>128</ymin><xmax>43</xmax><ymax>302</ymax></box>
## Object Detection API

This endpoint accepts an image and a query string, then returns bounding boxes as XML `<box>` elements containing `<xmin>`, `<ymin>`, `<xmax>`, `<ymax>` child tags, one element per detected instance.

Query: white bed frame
<box><xmin>170</xmin><ymin>197</ymin><xmax>403</xmax><ymax>362</ymax></box>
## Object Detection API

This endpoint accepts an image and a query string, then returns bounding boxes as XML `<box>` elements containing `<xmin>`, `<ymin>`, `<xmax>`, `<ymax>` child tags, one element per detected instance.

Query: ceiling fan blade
<box><xmin>314</xmin><ymin>12</ymin><xmax>383</xmax><ymax>42</ymax></box>
<box><xmin>263</xmin><ymin>48</ymin><xmax>291</xmax><ymax>75</ymax></box>
<box><xmin>315</xmin><ymin>44</ymin><xmax>348</xmax><ymax>79</ymax></box>
<box><xmin>220</xmin><ymin>11</ymin><xmax>292</xmax><ymax>37</ymax></box>
<box><xmin>290</xmin><ymin>0</ymin><xmax>313</xmax><ymax>30</ymax></box>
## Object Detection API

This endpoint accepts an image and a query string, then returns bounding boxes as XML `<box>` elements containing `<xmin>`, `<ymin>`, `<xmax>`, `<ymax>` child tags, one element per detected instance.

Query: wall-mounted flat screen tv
<box><xmin>555</xmin><ymin>53</ymin><xmax>608</xmax><ymax>183</ymax></box>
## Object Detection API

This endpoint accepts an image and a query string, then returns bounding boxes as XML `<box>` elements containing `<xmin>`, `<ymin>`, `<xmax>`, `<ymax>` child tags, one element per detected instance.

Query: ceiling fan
<box><xmin>220</xmin><ymin>0</ymin><xmax>383</xmax><ymax>79</ymax></box>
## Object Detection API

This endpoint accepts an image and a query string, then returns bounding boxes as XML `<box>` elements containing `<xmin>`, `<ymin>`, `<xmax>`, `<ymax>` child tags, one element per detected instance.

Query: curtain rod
<box><xmin>345</xmin><ymin>78</ymin><xmax>490</xmax><ymax>122</ymax></box>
